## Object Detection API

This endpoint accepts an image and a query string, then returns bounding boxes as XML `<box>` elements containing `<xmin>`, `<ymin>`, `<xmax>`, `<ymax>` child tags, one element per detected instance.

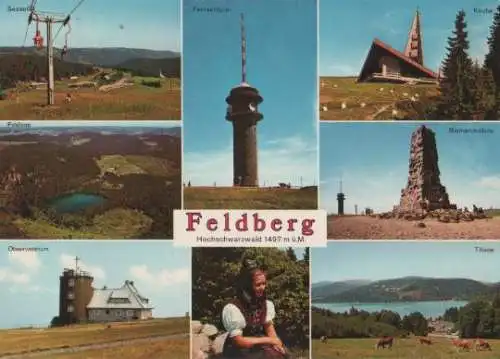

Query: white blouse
<box><xmin>222</xmin><ymin>300</ymin><xmax>276</xmax><ymax>337</ymax></box>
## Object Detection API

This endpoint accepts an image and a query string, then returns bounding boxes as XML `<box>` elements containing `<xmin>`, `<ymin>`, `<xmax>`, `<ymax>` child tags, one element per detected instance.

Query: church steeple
<box><xmin>404</xmin><ymin>8</ymin><xmax>424</xmax><ymax>65</ymax></box>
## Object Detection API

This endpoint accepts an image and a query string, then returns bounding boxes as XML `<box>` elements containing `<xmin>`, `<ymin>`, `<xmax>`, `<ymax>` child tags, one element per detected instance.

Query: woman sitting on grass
<box><xmin>221</xmin><ymin>259</ymin><xmax>290</xmax><ymax>359</ymax></box>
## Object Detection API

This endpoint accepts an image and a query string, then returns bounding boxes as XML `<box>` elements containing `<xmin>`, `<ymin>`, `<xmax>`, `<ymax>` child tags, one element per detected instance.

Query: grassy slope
<box><xmin>49</xmin><ymin>338</ymin><xmax>189</xmax><ymax>359</ymax></box>
<box><xmin>319</xmin><ymin>77</ymin><xmax>438</xmax><ymax>121</ymax></box>
<box><xmin>0</xmin><ymin>77</ymin><xmax>180</xmax><ymax>120</ymax></box>
<box><xmin>312</xmin><ymin>338</ymin><xmax>500</xmax><ymax>359</ymax></box>
<box><xmin>0</xmin><ymin>318</ymin><xmax>188</xmax><ymax>357</ymax></box>
<box><xmin>183</xmin><ymin>187</ymin><xmax>318</xmax><ymax>209</ymax></box>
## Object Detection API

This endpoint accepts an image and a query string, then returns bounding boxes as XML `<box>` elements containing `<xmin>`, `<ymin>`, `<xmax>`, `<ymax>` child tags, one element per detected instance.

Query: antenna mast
<box><xmin>74</xmin><ymin>256</ymin><xmax>80</xmax><ymax>274</ymax></box>
<box><xmin>240</xmin><ymin>13</ymin><xmax>246</xmax><ymax>84</ymax></box>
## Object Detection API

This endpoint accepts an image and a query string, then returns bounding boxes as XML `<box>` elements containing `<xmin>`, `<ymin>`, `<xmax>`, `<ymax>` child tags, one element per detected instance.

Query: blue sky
<box><xmin>0</xmin><ymin>0</ymin><xmax>179</xmax><ymax>51</ymax></box>
<box><xmin>312</xmin><ymin>241</ymin><xmax>500</xmax><ymax>283</ymax></box>
<box><xmin>0</xmin><ymin>241</ymin><xmax>190</xmax><ymax>329</ymax></box>
<box><xmin>0</xmin><ymin>120</ymin><xmax>179</xmax><ymax>128</ymax></box>
<box><xmin>182</xmin><ymin>0</ymin><xmax>318</xmax><ymax>187</ymax></box>
<box><xmin>320</xmin><ymin>122</ymin><xmax>500</xmax><ymax>214</ymax></box>
<box><xmin>320</xmin><ymin>0</ymin><xmax>498</xmax><ymax>76</ymax></box>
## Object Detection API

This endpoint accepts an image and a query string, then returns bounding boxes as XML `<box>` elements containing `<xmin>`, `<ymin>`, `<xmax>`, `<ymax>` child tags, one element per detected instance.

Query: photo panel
<box><xmin>311</xmin><ymin>241</ymin><xmax>500</xmax><ymax>358</ymax></box>
<box><xmin>319</xmin><ymin>0</ymin><xmax>500</xmax><ymax>121</ymax></box>
<box><xmin>192</xmin><ymin>247</ymin><xmax>310</xmax><ymax>359</ymax></box>
<box><xmin>0</xmin><ymin>241</ymin><xmax>190</xmax><ymax>359</ymax></box>
<box><xmin>0</xmin><ymin>121</ymin><xmax>181</xmax><ymax>239</ymax></box>
<box><xmin>0</xmin><ymin>0</ymin><xmax>180</xmax><ymax>120</ymax></box>
<box><xmin>320</xmin><ymin>122</ymin><xmax>500</xmax><ymax>239</ymax></box>
<box><xmin>182</xmin><ymin>0</ymin><xmax>318</xmax><ymax>210</ymax></box>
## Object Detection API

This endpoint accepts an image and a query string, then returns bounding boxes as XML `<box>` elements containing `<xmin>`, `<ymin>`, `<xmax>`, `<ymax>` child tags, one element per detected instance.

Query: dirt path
<box><xmin>98</xmin><ymin>77</ymin><xmax>133</xmax><ymax>92</ymax></box>
<box><xmin>365</xmin><ymin>104</ymin><xmax>391</xmax><ymax>120</ymax></box>
<box><xmin>0</xmin><ymin>333</ymin><xmax>188</xmax><ymax>359</ymax></box>
<box><xmin>328</xmin><ymin>216</ymin><xmax>500</xmax><ymax>239</ymax></box>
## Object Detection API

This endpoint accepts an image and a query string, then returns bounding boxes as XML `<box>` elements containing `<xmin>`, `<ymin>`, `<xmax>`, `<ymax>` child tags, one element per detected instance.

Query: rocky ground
<box><xmin>328</xmin><ymin>209</ymin><xmax>500</xmax><ymax>239</ymax></box>
<box><xmin>192</xmin><ymin>320</ymin><xmax>226</xmax><ymax>359</ymax></box>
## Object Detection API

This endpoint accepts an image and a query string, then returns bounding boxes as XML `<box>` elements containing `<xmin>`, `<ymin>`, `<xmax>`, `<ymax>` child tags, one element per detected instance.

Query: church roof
<box><xmin>358</xmin><ymin>38</ymin><xmax>438</xmax><ymax>81</ymax></box>
<box><xmin>86</xmin><ymin>280</ymin><xmax>152</xmax><ymax>310</ymax></box>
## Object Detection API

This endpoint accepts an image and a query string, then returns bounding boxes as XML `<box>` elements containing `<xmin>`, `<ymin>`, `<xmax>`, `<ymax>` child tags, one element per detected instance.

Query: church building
<box><xmin>357</xmin><ymin>10</ymin><xmax>439</xmax><ymax>84</ymax></box>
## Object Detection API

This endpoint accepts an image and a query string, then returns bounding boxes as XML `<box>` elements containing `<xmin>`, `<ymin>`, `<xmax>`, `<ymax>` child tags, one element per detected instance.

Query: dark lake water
<box><xmin>48</xmin><ymin>193</ymin><xmax>106</xmax><ymax>213</ymax></box>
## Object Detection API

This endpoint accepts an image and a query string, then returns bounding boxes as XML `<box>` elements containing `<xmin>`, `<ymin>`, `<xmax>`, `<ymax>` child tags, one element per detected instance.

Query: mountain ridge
<box><xmin>312</xmin><ymin>277</ymin><xmax>500</xmax><ymax>303</ymax></box>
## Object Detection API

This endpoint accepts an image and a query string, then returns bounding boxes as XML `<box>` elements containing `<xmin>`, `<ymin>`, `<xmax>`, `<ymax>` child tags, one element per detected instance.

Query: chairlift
<box><xmin>32</xmin><ymin>14</ymin><xmax>44</xmax><ymax>49</ymax></box>
<box><xmin>61</xmin><ymin>19</ymin><xmax>72</xmax><ymax>60</ymax></box>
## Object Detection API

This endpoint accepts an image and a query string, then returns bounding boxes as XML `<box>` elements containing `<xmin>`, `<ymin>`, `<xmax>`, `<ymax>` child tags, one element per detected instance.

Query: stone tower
<box><xmin>59</xmin><ymin>257</ymin><xmax>94</xmax><ymax>325</ymax></box>
<box><xmin>404</xmin><ymin>9</ymin><xmax>424</xmax><ymax>65</ymax></box>
<box><xmin>226</xmin><ymin>13</ymin><xmax>263</xmax><ymax>187</ymax></box>
<box><xmin>398</xmin><ymin>125</ymin><xmax>455</xmax><ymax>212</ymax></box>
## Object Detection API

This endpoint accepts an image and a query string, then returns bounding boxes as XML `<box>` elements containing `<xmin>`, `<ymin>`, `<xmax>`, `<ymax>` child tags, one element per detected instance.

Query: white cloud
<box><xmin>8</xmin><ymin>251</ymin><xmax>41</xmax><ymax>270</ymax></box>
<box><xmin>59</xmin><ymin>254</ymin><xmax>106</xmax><ymax>279</ymax></box>
<box><xmin>184</xmin><ymin>135</ymin><xmax>318</xmax><ymax>187</ymax></box>
<box><xmin>476</xmin><ymin>175</ymin><xmax>500</xmax><ymax>190</ymax></box>
<box><xmin>0</xmin><ymin>268</ymin><xmax>30</xmax><ymax>284</ymax></box>
<box><xmin>0</xmin><ymin>249</ymin><xmax>43</xmax><ymax>286</ymax></box>
<box><xmin>129</xmin><ymin>265</ymin><xmax>189</xmax><ymax>288</ymax></box>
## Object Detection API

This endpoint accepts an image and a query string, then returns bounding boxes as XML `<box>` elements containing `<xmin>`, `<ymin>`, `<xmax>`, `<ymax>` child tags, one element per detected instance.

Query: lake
<box><xmin>48</xmin><ymin>193</ymin><xmax>106</xmax><ymax>214</ymax></box>
<box><xmin>314</xmin><ymin>300</ymin><xmax>469</xmax><ymax>318</ymax></box>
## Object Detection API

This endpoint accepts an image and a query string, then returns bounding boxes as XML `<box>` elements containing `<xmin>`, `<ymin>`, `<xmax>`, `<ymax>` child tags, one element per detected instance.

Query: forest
<box><xmin>0</xmin><ymin>129</ymin><xmax>180</xmax><ymax>239</ymax></box>
<box><xmin>417</xmin><ymin>6</ymin><xmax>500</xmax><ymax>120</ymax></box>
<box><xmin>443</xmin><ymin>296</ymin><xmax>500</xmax><ymax>338</ymax></box>
<box><xmin>311</xmin><ymin>306</ymin><xmax>428</xmax><ymax>339</ymax></box>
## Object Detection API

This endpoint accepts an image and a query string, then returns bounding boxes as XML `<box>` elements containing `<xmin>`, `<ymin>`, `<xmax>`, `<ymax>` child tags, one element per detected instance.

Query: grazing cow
<box><xmin>475</xmin><ymin>338</ymin><xmax>492</xmax><ymax>351</ymax></box>
<box><xmin>375</xmin><ymin>336</ymin><xmax>393</xmax><ymax>349</ymax></box>
<box><xmin>320</xmin><ymin>336</ymin><xmax>327</xmax><ymax>343</ymax></box>
<box><xmin>419</xmin><ymin>337</ymin><xmax>432</xmax><ymax>345</ymax></box>
<box><xmin>452</xmin><ymin>338</ymin><xmax>472</xmax><ymax>351</ymax></box>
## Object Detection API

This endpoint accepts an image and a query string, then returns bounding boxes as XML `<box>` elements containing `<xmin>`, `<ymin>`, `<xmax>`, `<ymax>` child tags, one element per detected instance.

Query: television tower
<box><xmin>225</xmin><ymin>14</ymin><xmax>263</xmax><ymax>187</ymax></box>
<box><xmin>337</xmin><ymin>179</ymin><xmax>346</xmax><ymax>215</ymax></box>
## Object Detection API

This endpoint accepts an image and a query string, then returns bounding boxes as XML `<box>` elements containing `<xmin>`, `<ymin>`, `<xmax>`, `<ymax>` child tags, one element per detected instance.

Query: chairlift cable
<box><xmin>52</xmin><ymin>0</ymin><xmax>86</xmax><ymax>45</ymax></box>
<box><xmin>22</xmin><ymin>0</ymin><xmax>37</xmax><ymax>47</ymax></box>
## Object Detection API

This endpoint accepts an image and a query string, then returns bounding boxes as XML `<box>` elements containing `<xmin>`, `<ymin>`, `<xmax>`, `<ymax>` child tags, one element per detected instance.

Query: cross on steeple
<box><xmin>240</xmin><ymin>13</ymin><xmax>247</xmax><ymax>84</ymax></box>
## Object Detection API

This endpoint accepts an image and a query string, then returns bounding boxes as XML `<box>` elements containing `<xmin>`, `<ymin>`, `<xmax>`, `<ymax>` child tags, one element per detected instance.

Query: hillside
<box><xmin>313</xmin><ymin>277</ymin><xmax>500</xmax><ymax>303</ymax></box>
<box><xmin>0</xmin><ymin>128</ymin><xmax>181</xmax><ymax>239</ymax></box>
<box><xmin>116</xmin><ymin>57</ymin><xmax>180</xmax><ymax>78</ymax></box>
<box><xmin>0</xmin><ymin>47</ymin><xmax>179</xmax><ymax>66</ymax></box>
<box><xmin>184</xmin><ymin>186</ymin><xmax>318</xmax><ymax>210</ymax></box>
<box><xmin>312</xmin><ymin>280</ymin><xmax>371</xmax><ymax>300</ymax></box>
<box><xmin>0</xmin><ymin>53</ymin><xmax>95</xmax><ymax>89</ymax></box>
<box><xmin>0</xmin><ymin>47</ymin><xmax>181</xmax><ymax>90</ymax></box>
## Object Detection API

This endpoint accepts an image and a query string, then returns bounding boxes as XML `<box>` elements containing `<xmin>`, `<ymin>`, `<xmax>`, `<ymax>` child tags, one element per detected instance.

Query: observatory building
<box><xmin>358</xmin><ymin>9</ymin><xmax>438</xmax><ymax>84</ymax></box>
<box><xmin>226</xmin><ymin>14</ymin><xmax>263</xmax><ymax>187</ymax></box>
<box><xmin>58</xmin><ymin>257</ymin><xmax>152</xmax><ymax>325</ymax></box>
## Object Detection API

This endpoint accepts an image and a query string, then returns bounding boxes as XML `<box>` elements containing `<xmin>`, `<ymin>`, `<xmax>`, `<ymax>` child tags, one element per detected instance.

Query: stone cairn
<box><xmin>375</xmin><ymin>125</ymin><xmax>489</xmax><ymax>223</ymax></box>
<box><xmin>192</xmin><ymin>320</ymin><xmax>227</xmax><ymax>359</ymax></box>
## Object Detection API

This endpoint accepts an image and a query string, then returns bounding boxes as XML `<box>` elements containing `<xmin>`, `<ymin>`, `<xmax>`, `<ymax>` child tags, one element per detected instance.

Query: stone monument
<box><xmin>398</xmin><ymin>125</ymin><xmax>455</xmax><ymax>212</ymax></box>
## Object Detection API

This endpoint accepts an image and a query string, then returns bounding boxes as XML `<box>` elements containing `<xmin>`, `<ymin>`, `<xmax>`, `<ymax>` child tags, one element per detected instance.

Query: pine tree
<box><xmin>438</xmin><ymin>10</ymin><xmax>476</xmax><ymax>119</ymax></box>
<box><xmin>485</xmin><ymin>6</ymin><xmax>500</xmax><ymax>90</ymax></box>
<box><xmin>484</xmin><ymin>5</ymin><xmax>500</xmax><ymax>118</ymax></box>
<box><xmin>480</xmin><ymin>67</ymin><xmax>497</xmax><ymax>119</ymax></box>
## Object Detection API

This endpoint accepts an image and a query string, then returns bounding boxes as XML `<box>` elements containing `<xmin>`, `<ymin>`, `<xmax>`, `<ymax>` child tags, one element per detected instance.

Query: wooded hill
<box><xmin>0</xmin><ymin>129</ymin><xmax>181</xmax><ymax>238</ymax></box>
<box><xmin>312</xmin><ymin>277</ymin><xmax>500</xmax><ymax>303</ymax></box>
<box><xmin>0</xmin><ymin>47</ymin><xmax>181</xmax><ymax>89</ymax></box>
<box><xmin>0</xmin><ymin>54</ymin><xmax>95</xmax><ymax>89</ymax></box>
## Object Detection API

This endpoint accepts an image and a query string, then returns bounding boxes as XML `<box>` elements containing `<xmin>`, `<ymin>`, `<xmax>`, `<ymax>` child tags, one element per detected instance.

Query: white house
<box><xmin>86</xmin><ymin>280</ymin><xmax>153</xmax><ymax>322</ymax></box>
